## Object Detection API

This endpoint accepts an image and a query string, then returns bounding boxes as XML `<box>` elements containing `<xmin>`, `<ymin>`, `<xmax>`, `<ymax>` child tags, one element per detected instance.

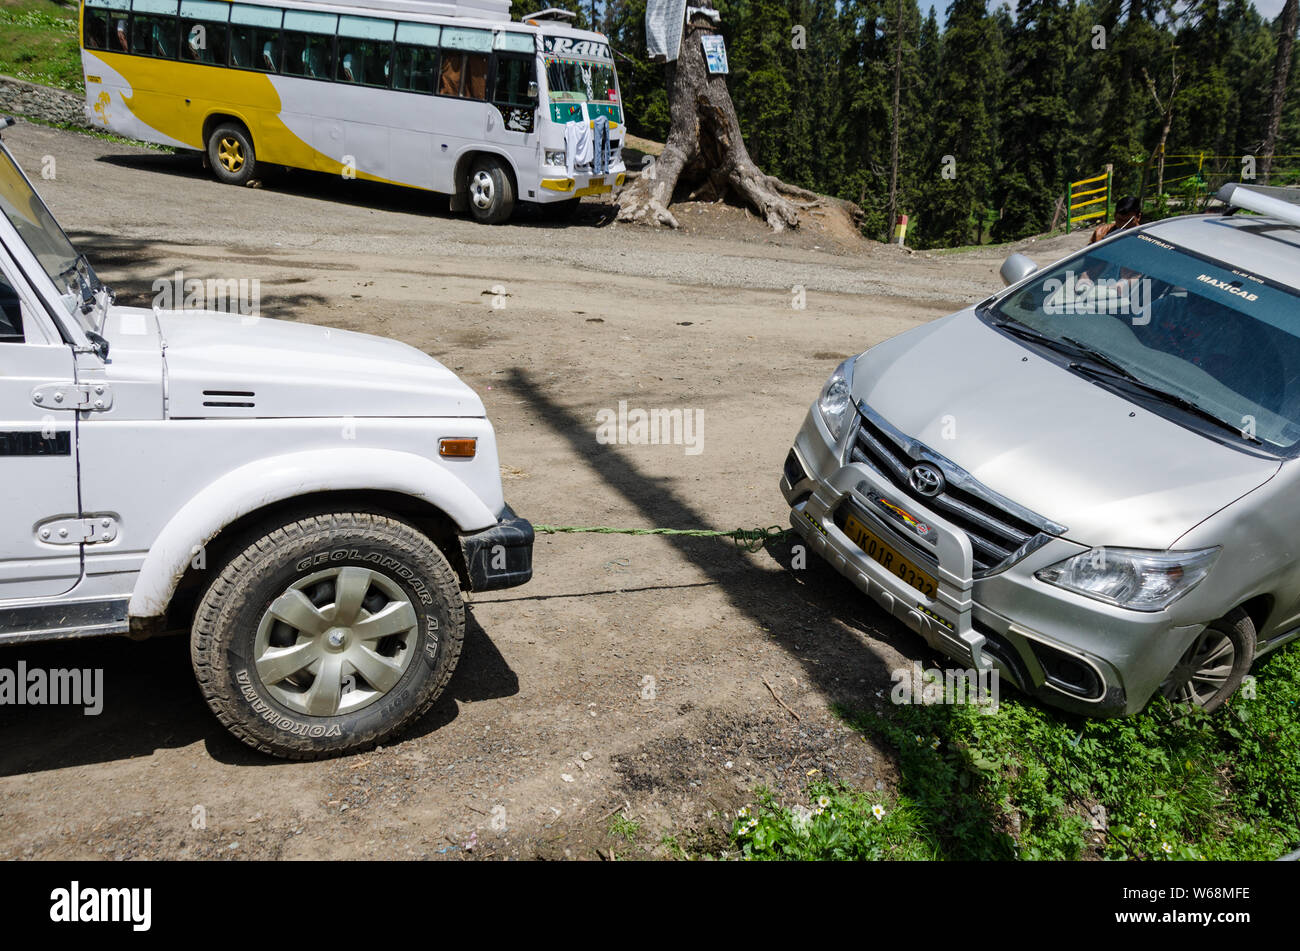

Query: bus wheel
<box><xmin>466</xmin><ymin>156</ymin><xmax>514</xmax><ymax>224</ymax></box>
<box><xmin>208</xmin><ymin>122</ymin><xmax>256</xmax><ymax>186</ymax></box>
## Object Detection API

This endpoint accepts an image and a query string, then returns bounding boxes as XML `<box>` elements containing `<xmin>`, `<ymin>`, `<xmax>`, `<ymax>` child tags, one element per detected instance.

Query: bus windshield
<box><xmin>545</xmin><ymin>56</ymin><xmax>617</xmax><ymax>103</ymax></box>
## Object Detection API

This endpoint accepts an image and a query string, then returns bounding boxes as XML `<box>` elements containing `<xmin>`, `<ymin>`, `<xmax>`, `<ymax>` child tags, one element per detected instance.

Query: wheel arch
<box><xmin>128</xmin><ymin>448</ymin><xmax>497</xmax><ymax>628</ymax></box>
<box><xmin>451</xmin><ymin>148</ymin><xmax>519</xmax><ymax>208</ymax></box>
<box><xmin>202</xmin><ymin>111</ymin><xmax>254</xmax><ymax>149</ymax></box>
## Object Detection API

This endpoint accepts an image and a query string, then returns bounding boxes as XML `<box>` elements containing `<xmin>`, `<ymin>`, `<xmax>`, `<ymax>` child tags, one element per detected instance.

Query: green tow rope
<box><xmin>533</xmin><ymin>524</ymin><xmax>791</xmax><ymax>553</ymax></box>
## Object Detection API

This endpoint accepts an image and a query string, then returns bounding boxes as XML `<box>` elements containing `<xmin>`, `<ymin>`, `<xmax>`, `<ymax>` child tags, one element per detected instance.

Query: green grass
<box><xmin>0</xmin><ymin>0</ymin><xmax>83</xmax><ymax>91</ymax></box>
<box><xmin>720</xmin><ymin>643</ymin><xmax>1300</xmax><ymax>861</ymax></box>
<box><xmin>607</xmin><ymin>812</ymin><xmax>641</xmax><ymax>844</ymax></box>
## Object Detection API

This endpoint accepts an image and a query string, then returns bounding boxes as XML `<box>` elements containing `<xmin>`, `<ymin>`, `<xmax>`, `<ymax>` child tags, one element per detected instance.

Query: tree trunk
<box><xmin>616</xmin><ymin>16</ymin><xmax>804</xmax><ymax>231</ymax></box>
<box><xmin>1263</xmin><ymin>0</ymin><xmax>1299</xmax><ymax>183</ymax></box>
<box><xmin>884</xmin><ymin>0</ymin><xmax>904</xmax><ymax>243</ymax></box>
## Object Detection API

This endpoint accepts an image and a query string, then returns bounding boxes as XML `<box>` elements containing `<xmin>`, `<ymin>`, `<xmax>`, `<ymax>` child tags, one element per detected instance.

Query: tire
<box><xmin>191</xmin><ymin>511</ymin><xmax>465</xmax><ymax>759</ymax></box>
<box><xmin>1159</xmin><ymin>607</ymin><xmax>1255</xmax><ymax>712</ymax></box>
<box><xmin>466</xmin><ymin>155</ymin><xmax>515</xmax><ymax>224</ymax></box>
<box><xmin>541</xmin><ymin>197</ymin><xmax>581</xmax><ymax>221</ymax></box>
<box><xmin>207</xmin><ymin>122</ymin><xmax>256</xmax><ymax>186</ymax></box>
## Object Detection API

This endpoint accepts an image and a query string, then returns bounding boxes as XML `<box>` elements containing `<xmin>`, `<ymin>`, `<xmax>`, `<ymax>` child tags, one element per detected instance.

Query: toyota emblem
<box><xmin>908</xmin><ymin>463</ymin><xmax>945</xmax><ymax>497</ymax></box>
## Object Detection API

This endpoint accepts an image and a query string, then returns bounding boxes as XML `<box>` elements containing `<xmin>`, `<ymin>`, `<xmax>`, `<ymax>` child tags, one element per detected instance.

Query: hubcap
<box><xmin>253</xmin><ymin>566</ymin><xmax>420</xmax><ymax>716</ymax></box>
<box><xmin>1162</xmin><ymin>626</ymin><xmax>1236</xmax><ymax>707</ymax></box>
<box><xmin>218</xmin><ymin>136</ymin><xmax>244</xmax><ymax>172</ymax></box>
<box><xmin>470</xmin><ymin>169</ymin><xmax>495</xmax><ymax>209</ymax></box>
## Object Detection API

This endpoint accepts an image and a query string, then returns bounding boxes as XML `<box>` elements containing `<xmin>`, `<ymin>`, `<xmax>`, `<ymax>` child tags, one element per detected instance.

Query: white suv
<box><xmin>0</xmin><ymin>120</ymin><xmax>533</xmax><ymax>758</ymax></box>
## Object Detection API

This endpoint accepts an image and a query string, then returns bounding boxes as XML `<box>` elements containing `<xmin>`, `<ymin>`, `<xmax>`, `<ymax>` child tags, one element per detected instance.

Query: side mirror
<box><xmin>999</xmin><ymin>252</ymin><xmax>1038</xmax><ymax>287</ymax></box>
<box><xmin>526</xmin><ymin>81</ymin><xmax>539</xmax><ymax>100</ymax></box>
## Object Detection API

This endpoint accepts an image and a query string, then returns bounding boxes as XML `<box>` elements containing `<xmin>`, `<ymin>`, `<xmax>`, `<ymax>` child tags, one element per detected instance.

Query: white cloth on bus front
<box><xmin>564</xmin><ymin>120</ymin><xmax>593</xmax><ymax>176</ymax></box>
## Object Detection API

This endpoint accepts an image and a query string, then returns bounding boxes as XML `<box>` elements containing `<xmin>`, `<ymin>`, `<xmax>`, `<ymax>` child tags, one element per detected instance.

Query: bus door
<box><xmin>484</xmin><ymin>37</ymin><xmax>539</xmax><ymax>166</ymax></box>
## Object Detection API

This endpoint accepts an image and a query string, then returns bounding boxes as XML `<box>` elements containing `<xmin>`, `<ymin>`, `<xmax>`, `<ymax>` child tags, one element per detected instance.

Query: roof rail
<box><xmin>522</xmin><ymin>7</ymin><xmax>576</xmax><ymax>20</ymax></box>
<box><xmin>1217</xmin><ymin>182</ymin><xmax>1300</xmax><ymax>229</ymax></box>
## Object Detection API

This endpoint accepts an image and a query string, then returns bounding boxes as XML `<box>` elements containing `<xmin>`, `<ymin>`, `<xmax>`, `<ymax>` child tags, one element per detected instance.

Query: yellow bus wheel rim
<box><xmin>218</xmin><ymin>137</ymin><xmax>245</xmax><ymax>172</ymax></box>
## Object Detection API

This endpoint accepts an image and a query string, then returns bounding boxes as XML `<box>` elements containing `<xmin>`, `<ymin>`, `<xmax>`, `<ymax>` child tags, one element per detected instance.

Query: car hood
<box><xmin>852</xmin><ymin>308</ymin><xmax>1281</xmax><ymax>549</ymax></box>
<box><xmin>104</xmin><ymin>307</ymin><xmax>485</xmax><ymax>419</ymax></box>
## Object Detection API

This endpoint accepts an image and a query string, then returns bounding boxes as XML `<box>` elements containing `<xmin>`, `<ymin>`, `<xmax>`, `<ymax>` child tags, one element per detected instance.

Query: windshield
<box><xmin>0</xmin><ymin>141</ymin><xmax>98</xmax><ymax>331</ymax></box>
<box><xmin>990</xmin><ymin>231</ymin><xmax>1300</xmax><ymax>452</ymax></box>
<box><xmin>544</xmin><ymin>55</ymin><xmax>618</xmax><ymax>103</ymax></box>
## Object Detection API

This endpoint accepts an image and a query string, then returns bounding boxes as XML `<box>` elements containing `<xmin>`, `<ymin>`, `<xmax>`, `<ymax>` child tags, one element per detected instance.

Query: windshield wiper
<box><xmin>990</xmin><ymin>318</ymin><xmax>1124</xmax><ymax>369</ymax></box>
<box><xmin>1069</xmin><ymin>362</ymin><xmax>1263</xmax><ymax>445</ymax></box>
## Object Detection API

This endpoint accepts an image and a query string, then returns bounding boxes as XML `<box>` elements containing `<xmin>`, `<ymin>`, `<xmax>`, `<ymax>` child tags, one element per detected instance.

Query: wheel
<box><xmin>1159</xmin><ymin>608</ymin><xmax>1255</xmax><ymax>712</ymax></box>
<box><xmin>191</xmin><ymin>511</ymin><xmax>465</xmax><ymax>759</ymax></box>
<box><xmin>207</xmin><ymin>122</ymin><xmax>256</xmax><ymax>186</ymax></box>
<box><xmin>466</xmin><ymin>156</ymin><xmax>515</xmax><ymax>224</ymax></box>
<box><xmin>541</xmin><ymin>197</ymin><xmax>581</xmax><ymax>221</ymax></box>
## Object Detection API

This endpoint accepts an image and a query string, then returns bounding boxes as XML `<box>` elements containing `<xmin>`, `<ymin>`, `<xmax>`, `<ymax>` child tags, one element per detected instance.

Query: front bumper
<box><xmin>537</xmin><ymin>169</ymin><xmax>627</xmax><ymax>199</ymax></box>
<box><xmin>458</xmin><ymin>504</ymin><xmax>534</xmax><ymax>591</ymax></box>
<box><xmin>781</xmin><ymin>406</ymin><xmax>1204</xmax><ymax>716</ymax></box>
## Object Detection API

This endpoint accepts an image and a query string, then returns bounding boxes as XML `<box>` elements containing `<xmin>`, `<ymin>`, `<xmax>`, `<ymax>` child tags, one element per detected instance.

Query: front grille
<box><xmin>850</xmin><ymin>406</ymin><xmax>1063</xmax><ymax>576</ymax></box>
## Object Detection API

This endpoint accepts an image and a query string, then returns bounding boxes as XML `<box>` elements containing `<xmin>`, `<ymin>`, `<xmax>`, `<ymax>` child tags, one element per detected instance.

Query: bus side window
<box><xmin>392</xmin><ymin>22</ymin><xmax>438</xmax><ymax>93</ymax></box>
<box><xmin>463</xmin><ymin>52</ymin><xmax>488</xmax><ymax>99</ymax></box>
<box><xmin>440</xmin><ymin>51</ymin><xmax>487</xmax><ymax>99</ymax></box>
<box><xmin>493</xmin><ymin>56</ymin><xmax>535</xmax><ymax>106</ymax></box>
<box><xmin>282</xmin><ymin>10</ymin><xmax>336</xmax><ymax>80</ymax></box>
<box><xmin>83</xmin><ymin>4</ymin><xmax>111</xmax><ymax>50</ymax></box>
<box><xmin>439</xmin><ymin>27</ymin><xmax>490</xmax><ymax>99</ymax></box>
<box><xmin>337</xmin><ymin>16</ymin><xmax>394</xmax><ymax>87</ymax></box>
<box><xmin>129</xmin><ymin>0</ymin><xmax>179</xmax><ymax>59</ymax></box>
<box><xmin>179</xmin><ymin>1</ymin><xmax>229</xmax><ymax>65</ymax></box>
<box><xmin>393</xmin><ymin>43</ymin><xmax>436</xmax><ymax>93</ymax></box>
<box><xmin>228</xmin><ymin>4</ymin><xmax>282</xmax><ymax>72</ymax></box>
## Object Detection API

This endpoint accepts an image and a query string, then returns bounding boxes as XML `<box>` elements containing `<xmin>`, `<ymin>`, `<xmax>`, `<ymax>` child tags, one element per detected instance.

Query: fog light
<box><xmin>439</xmin><ymin>438</ymin><xmax>477</xmax><ymax>458</ymax></box>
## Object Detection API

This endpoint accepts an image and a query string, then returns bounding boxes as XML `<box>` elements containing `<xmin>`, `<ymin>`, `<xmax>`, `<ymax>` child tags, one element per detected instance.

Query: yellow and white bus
<box><xmin>79</xmin><ymin>0</ymin><xmax>626</xmax><ymax>222</ymax></box>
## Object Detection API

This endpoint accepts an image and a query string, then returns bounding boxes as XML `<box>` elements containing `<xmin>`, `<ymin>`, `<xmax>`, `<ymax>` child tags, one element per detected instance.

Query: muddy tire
<box><xmin>191</xmin><ymin>511</ymin><xmax>464</xmax><ymax>759</ymax></box>
<box><xmin>466</xmin><ymin>155</ymin><xmax>515</xmax><ymax>224</ymax></box>
<box><xmin>1159</xmin><ymin>608</ymin><xmax>1255</xmax><ymax>712</ymax></box>
<box><xmin>207</xmin><ymin>121</ymin><xmax>256</xmax><ymax>186</ymax></box>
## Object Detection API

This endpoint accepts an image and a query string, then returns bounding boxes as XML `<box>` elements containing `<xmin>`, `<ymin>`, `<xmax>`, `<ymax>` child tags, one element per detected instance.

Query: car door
<box><xmin>0</xmin><ymin>251</ymin><xmax>82</xmax><ymax>600</ymax></box>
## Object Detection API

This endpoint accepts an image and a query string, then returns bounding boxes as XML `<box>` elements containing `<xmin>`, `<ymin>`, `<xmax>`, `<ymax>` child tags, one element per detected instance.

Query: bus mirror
<box><xmin>527</xmin><ymin>81</ymin><xmax>539</xmax><ymax>100</ymax></box>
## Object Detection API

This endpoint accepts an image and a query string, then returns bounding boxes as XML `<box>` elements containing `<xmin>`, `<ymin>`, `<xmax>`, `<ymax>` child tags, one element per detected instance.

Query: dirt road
<box><xmin>0</xmin><ymin>123</ymin><xmax>1089</xmax><ymax>859</ymax></box>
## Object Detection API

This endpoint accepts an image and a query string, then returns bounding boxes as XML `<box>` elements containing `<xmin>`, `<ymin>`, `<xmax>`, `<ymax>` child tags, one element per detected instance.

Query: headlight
<box><xmin>816</xmin><ymin>357</ymin><xmax>856</xmax><ymax>443</ymax></box>
<box><xmin>1035</xmin><ymin>547</ymin><xmax>1219</xmax><ymax>612</ymax></box>
<box><xmin>545</xmin><ymin>149</ymin><xmax>566</xmax><ymax>167</ymax></box>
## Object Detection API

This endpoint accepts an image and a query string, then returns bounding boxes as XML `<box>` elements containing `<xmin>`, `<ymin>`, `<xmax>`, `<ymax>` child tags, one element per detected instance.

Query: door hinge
<box><xmin>31</xmin><ymin>382</ymin><xmax>113</xmax><ymax>412</ymax></box>
<box><xmin>36</xmin><ymin>515</ymin><xmax>119</xmax><ymax>545</ymax></box>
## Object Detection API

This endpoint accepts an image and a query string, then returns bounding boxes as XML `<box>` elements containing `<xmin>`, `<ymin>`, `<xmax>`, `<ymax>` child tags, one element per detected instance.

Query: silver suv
<box><xmin>782</xmin><ymin>184</ymin><xmax>1300</xmax><ymax>715</ymax></box>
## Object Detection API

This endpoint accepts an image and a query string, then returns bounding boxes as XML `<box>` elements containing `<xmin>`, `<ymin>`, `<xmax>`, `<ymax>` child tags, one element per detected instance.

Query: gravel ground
<box><xmin>0</xmin><ymin>120</ymin><xmax>1091</xmax><ymax>860</ymax></box>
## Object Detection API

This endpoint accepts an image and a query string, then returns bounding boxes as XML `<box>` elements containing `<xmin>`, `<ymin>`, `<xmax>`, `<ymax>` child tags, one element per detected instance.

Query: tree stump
<box><xmin>616</xmin><ymin>15</ymin><xmax>809</xmax><ymax>231</ymax></box>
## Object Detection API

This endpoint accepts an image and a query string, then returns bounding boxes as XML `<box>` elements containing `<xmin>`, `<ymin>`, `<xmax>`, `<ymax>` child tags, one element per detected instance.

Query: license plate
<box><xmin>842</xmin><ymin>511</ymin><xmax>939</xmax><ymax>599</ymax></box>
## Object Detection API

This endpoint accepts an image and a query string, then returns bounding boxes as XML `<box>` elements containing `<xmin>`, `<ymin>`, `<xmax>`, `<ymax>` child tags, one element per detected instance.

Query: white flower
<box><xmin>1161</xmin><ymin>841</ymin><xmax>1173</xmax><ymax>854</ymax></box>
<box><xmin>872</xmin><ymin>804</ymin><xmax>886</xmax><ymax>821</ymax></box>
<box><xmin>930</xmin><ymin>738</ymin><xmax>941</xmax><ymax>750</ymax></box>
<box><xmin>817</xmin><ymin>796</ymin><xmax>831</xmax><ymax>809</ymax></box>
<box><xmin>737</xmin><ymin>806</ymin><xmax>751</xmax><ymax>819</ymax></box>
<box><xmin>790</xmin><ymin>804</ymin><xmax>814</xmax><ymax>835</ymax></box>
<box><xmin>1148</xmin><ymin>818</ymin><xmax>1157</xmax><ymax>829</ymax></box>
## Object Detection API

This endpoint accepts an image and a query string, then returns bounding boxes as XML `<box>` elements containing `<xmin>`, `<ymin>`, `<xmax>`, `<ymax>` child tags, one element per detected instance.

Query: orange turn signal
<box><xmin>439</xmin><ymin>438</ymin><xmax>477</xmax><ymax>458</ymax></box>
